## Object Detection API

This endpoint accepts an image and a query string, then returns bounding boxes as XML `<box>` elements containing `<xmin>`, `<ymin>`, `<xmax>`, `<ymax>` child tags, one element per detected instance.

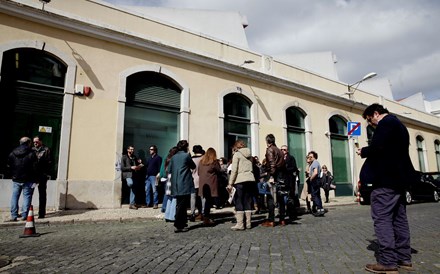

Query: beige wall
<box><xmin>1</xmin><ymin>2</ymin><xmax>439</xmax><ymax>209</ymax></box>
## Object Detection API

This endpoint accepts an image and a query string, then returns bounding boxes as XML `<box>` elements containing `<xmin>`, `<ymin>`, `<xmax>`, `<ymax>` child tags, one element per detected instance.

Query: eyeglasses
<box><xmin>306</xmin><ymin>156</ymin><xmax>312</xmax><ymax>159</ymax></box>
<box><xmin>149</xmin><ymin>148</ymin><xmax>155</xmax><ymax>151</ymax></box>
<box><xmin>281</xmin><ymin>148</ymin><xmax>287</xmax><ymax>151</ymax></box>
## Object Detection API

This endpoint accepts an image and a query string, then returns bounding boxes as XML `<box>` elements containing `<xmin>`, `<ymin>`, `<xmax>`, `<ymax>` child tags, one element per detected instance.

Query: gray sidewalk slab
<box><xmin>1</xmin><ymin>196</ymin><xmax>357</xmax><ymax>227</ymax></box>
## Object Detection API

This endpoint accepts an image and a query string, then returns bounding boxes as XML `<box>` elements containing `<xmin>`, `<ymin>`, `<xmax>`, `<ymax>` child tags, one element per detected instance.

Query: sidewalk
<box><xmin>0</xmin><ymin>196</ymin><xmax>358</xmax><ymax>227</ymax></box>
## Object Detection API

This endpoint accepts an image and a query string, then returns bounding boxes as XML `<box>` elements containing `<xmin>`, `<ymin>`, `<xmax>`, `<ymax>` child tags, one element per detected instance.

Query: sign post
<box><xmin>348</xmin><ymin>121</ymin><xmax>361</xmax><ymax>196</ymax></box>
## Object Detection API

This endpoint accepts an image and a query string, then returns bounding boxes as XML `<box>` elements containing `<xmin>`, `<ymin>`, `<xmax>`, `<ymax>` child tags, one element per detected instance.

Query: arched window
<box><xmin>223</xmin><ymin>93</ymin><xmax>251</xmax><ymax>160</ymax></box>
<box><xmin>122</xmin><ymin>71</ymin><xmax>181</xmax><ymax>204</ymax></box>
<box><xmin>416</xmin><ymin>136</ymin><xmax>426</xmax><ymax>172</ymax></box>
<box><xmin>329</xmin><ymin>115</ymin><xmax>352</xmax><ymax>195</ymax></box>
<box><xmin>286</xmin><ymin>107</ymin><xmax>306</xmax><ymax>183</ymax></box>
<box><xmin>0</xmin><ymin>48</ymin><xmax>66</xmax><ymax>179</ymax></box>
<box><xmin>435</xmin><ymin>140</ymin><xmax>440</xmax><ymax>172</ymax></box>
<box><xmin>416</xmin><ymin>135</ymin><xmax>426</xmax><ymax>172</ymax></box>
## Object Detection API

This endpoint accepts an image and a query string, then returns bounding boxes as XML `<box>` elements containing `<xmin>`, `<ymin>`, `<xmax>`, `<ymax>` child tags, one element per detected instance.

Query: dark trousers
<box><xmin>174</xmin><ymin>195</ymin><xmax>190</xmax><ymax>229</ymax></box>
<box><xmin>267</xmin><ymin>192</ymin><xmax>286</xmax><ymax>222</ymax></box>
<box><xmin>233</xmin><ymin>182</ymin><xmax>253</xmax><ymax>211</ymax></box>
<box><xmin>310</xmin><ymin>180</ymin><xmax>323</xmax><ymax>210</ymax></box>
<box><xmin>371</xmin><ymin>188</ymin><xmax>411</xmax><ymax>267</ymax></box>
<box><xmin>38</xmin><ymin>178</ymin><xmax>48</xmax><ymax>217</ymax></box>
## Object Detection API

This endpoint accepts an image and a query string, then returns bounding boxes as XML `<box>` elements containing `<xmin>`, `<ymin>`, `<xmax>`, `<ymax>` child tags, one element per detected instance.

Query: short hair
<box><xmin>192</xmin><ymin>145</ymin><xmax>204</xmax><ymax>154</ymax></box>
<box><xmin>308</xmin><ymin>150</ymin><xmax>318</xmax><ymax>159</ymax></box>
<box><xmin>265</xmin><ymin>134</ymin><xmax>275</xmax><ymax>145</ymax></box>
<box><xmin>19</xmin><ymin>137</ymin><xmax>31</xmax><ymax>145</ymax></box>
<box><xmin>362</xmin><ymin>103</ymin><xmax>389</xmax><ymax>119</ymax></box>
<box><xmin>176</xmin><ymin>140</ymin><xmax>189</xmax><ymax>152</ymax></box>
<box><xmin>149</xmin><ymin>145</ymin><xmax>158</xmax><ymax>153</ymax></box>
<box><xmin>126</xmin><ymin>145</ymin><xmax>134</xmax><ymax>150</ymax></box>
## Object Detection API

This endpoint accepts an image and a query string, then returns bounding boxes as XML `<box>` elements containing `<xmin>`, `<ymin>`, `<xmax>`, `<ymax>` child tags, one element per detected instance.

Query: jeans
<box><xmin>145</xmin><ymin>175</ymin><xmax>158</xmax><ymax>206</ymax></box>
<box><xmin>11</xmin><ymin>181</ymin><xmax>34</xmax><ymax>219</ymax></box>
<box><xmin>126</xmin><ymin>178</ymin><xmax>136</xmax><ymax>205</ymax></box>
<box><xmin>310</xmin><ymin>180</ymin><xmax>323</xmax><ymax>210</ymax></box>
<box><xmin>371</xmin><ymin>188</ymin><xmax>411</xmax><ymax>267</ymax></box>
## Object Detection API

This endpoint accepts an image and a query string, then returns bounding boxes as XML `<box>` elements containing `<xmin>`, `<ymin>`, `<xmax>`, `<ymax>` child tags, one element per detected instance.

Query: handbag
<box><xmin>164</xmin><ymin>197</ymin><xmax>176</xmax><ymax>221</ymax></box>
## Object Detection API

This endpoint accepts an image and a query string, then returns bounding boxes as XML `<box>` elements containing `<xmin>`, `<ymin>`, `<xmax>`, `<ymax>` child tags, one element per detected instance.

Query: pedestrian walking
<box><xmin>307</xmin><ymin>151</ymin><xmax>325</xmax><ymax>216</ymax></box>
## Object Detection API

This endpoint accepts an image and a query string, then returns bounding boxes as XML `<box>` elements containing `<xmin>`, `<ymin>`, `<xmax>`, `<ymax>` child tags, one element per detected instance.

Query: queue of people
<box><xmin>117</xmin><ymin>134</ymin><xmax>337</xmax><ymax>233</ymax></box>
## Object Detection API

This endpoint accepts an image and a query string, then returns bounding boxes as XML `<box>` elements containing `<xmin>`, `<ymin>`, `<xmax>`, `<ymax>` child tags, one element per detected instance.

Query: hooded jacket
<box><xmin>229</xmin><ymin>147</ymin><xmax>255</xmax><ymax>185</ymax></box>
<box><xmin>7</xmin><ymin>144</ymin><xmax>37</xmax><ymax>183</ymax></box>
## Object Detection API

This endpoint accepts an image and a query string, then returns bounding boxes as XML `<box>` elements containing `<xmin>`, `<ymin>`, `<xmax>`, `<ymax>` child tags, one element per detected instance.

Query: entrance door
<box><xmin>122</xmin><ymin>71</ymin><xmax>181</xmax><ymax>205</ymax></box>
<box><xmin>0</xmin><ymin>48</ymin><xmax>65</xmax><ymax>179</ymax></box>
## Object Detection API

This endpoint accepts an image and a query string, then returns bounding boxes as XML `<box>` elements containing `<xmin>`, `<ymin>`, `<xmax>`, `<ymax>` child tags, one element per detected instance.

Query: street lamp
<box><xmin>346</xmin><ymin>72</ymin><xmax>377</xmax><ymax>100</ymax></box>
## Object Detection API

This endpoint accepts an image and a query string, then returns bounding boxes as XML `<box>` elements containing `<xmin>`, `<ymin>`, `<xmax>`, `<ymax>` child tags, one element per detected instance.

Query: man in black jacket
<box><xmin>281</xmin><ymin>145</ymin><xmax>299</xmax><ymax>222</ymax></box>
<box><xmin>357</xmin><ymin>104</ymin><xmax>415</xmax><ymax>273</ymax></box>
<box><xmin>33</xmin><ymin>136</ymin><xmax>52</xmax><ymax>218</ymax></box>
<box><xmin>8</xmin><ymin>137</ymin><xmax>37</xmax><ymax>221</ymax></box>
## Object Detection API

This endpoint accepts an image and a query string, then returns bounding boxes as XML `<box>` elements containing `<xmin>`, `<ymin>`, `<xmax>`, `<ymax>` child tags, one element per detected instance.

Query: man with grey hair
<box><xmin>7</xmin><ymin>137</ymin><xmax>37</xmax><ymax>221</ymax></box>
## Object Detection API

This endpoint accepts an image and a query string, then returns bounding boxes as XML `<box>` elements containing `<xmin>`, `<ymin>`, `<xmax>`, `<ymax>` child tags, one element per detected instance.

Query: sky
<box><xmin>104</xmin><ymin>0</ymin><xmax>440</xmax><ymax>101</ymax></box>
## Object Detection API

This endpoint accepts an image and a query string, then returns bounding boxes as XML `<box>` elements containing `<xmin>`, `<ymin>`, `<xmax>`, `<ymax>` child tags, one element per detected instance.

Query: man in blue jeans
<box><xmin>145</xmin><ymin>145</ymin><xmax>162</xmax><ymax>209</ymax></box>
<box><xmin>8</xmin><ymin>137</ymin><xmax>37</xmax><ymax>221</ymax></box>
<box><xmin>357</xmin><ymin>103</ymin><xmax>416</xmax><ymax>274</ymax></box>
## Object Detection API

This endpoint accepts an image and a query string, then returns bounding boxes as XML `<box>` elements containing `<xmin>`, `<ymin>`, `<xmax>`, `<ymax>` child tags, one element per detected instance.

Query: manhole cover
<box><xmin>0</xmin><ymin>259</ymin><xmax>11</xmax><ymax>268</ymax></box>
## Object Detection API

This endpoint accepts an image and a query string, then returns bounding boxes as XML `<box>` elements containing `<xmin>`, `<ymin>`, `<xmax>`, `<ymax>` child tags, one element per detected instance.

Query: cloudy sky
<box><xmin>105</xmin><ymin>0</ymin><xmax>440</xmax><ymax>101</ymax></box>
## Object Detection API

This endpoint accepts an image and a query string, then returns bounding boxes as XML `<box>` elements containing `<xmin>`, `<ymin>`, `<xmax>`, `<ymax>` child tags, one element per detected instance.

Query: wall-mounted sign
<box><xmin>38</xmin><ymin>126</ymin><xmax>52</xmax><ymax>133</ymax></box>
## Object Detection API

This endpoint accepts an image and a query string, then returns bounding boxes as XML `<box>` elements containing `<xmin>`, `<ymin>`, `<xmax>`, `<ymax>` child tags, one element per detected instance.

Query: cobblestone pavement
<box><xmin>0</xmin><ymin>202</ymin><xmax>439</xmax><ymax>274</ymax></box>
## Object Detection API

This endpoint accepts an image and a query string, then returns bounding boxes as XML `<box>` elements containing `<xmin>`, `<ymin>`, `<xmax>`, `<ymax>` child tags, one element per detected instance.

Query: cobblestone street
<box><xmin>0</xmin><ymin>203</ymin><xmax>439</xmax><ymax>273</ymax></box>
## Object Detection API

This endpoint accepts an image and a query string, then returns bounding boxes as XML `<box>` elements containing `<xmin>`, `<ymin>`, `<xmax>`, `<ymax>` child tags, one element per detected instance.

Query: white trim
<box><xmin>218</xmin><ymin>86</ymin><xmax>259</xmax><ymax>158</ymax></box>
<box><xmin>0</xmin><ymin>40</ymin><xmax>77</xmax><ymax>209</ymax></box>
<box><xmin>117</xmin><ymin>65</ymin><xmax>190</xmax><ymax>174</ymax></box>
<box><xmin>281</xmin><ymin>101</ymin><xmax>312</xmax><ymax>153</ymax></box>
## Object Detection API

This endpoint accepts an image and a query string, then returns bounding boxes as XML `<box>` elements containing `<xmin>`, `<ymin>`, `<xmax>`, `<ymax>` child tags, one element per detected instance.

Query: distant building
<box><xmin>1</xmin><ymin>0</ymin><xmax>439</xmax><ymax>209</ymax></box>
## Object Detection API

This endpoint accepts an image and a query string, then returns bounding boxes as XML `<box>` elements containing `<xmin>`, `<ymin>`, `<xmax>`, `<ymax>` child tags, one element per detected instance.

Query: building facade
<box><xmin>0</xmin><ymin>0</ymin><xmax>439</xmax><ymax>209</ymax></box>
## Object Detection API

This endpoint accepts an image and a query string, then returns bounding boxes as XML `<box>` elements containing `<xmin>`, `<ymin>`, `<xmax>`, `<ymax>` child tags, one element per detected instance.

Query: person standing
<box><xmin>261</xmin><ymin>134</ymin><xmax>287</xmax><ymax>227</ymax></box>
<box><xmin>280</xmin><ymin>145</ymin><xmax>299</xmax><ymax>222</ymax></box>
<box><xmin>32</xmin><ymin>136</ymin><xmax>52</xmax><ymax>219</ymax></box>
<box><xmin>145</xmin><ymin>145</ymin><xmax>162</xmax><ymax>209</ymax></box>
<box><xmin>227</xmin><ymin>140</ymin><xmax>255</xmax><ymax>230</ymax></box>
<box><xmin>307</xmin><ymin>151</ymin><xmax>325</xmax><ymax>216</ymax></box>
<box><xmin>357</xmin><ymin>103</ymin><xmax>415</xmax><ymax>273</ymax></box>
<box><xmin>320</xmin><ymin>165</ymin><xmax>334</xmax><ymax>203</ymax></box>
<box><xmin>121</xmin><ymin>145</ymin><xmax>142</xmax><ymax>210</ymax></box>
<box><xmin>198</xmin><ymin>147</ymin><xmax>221</xmax><ymax>226</ymax></box>
<box><xmin>190</xmin><ymin>145</ymin><xmax>204</xmax><ymax>221</ymax></box>
<box><xmin>8</xmin><ymin>137</ymin><xmax>37</xmax><ymax>221</ymax></box>
<box><xmin>168</xmin><ymin>140</ymin><xmax>196</xmax><ymax>233</ymax></box>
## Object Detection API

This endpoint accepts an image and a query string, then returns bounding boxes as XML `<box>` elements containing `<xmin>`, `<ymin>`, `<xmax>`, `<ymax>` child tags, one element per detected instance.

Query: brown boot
<box><xmin>203</xmin><ymin>217</ymin><xmax>215</xmax><ymax>226</ymax></box>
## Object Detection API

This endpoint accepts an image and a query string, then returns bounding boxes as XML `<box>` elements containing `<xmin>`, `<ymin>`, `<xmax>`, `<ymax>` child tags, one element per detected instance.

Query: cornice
<box><xmin>1</xmin><ymin>1</ymin><xmax>439</xmax><ymax>131</ymax></box>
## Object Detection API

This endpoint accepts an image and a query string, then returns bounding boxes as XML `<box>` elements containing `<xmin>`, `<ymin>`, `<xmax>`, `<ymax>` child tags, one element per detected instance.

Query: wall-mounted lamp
<box><xmin>240</xmin><ymin>60</ymin><xmax>255</xmax><ymax>66</ymax></box>
<box><xmin>346</xmin><ymin>72</ymin><xmax>377</xmax><ymax>100</ymax></box>
<box><xmin>39</xmin><ymin>0</ymin><xmax>51</xmax><ymax>10</ymax></box>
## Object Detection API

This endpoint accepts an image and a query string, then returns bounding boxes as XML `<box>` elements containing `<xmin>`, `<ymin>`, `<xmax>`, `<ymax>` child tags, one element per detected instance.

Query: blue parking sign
<box><xmin>347</xmin><ymin>122</ymin><xmax>361</xmax><ymax>136</ymax></box>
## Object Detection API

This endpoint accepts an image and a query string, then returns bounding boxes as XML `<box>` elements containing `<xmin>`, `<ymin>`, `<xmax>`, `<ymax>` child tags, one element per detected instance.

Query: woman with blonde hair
<box><xmin>198</xmin><ymin>147</ymin><xmax>221</xmax><ymax>226</ymax></box>
<box><xmin>227</xmin><ymin>140</ymin><xmax>255</xmax><ymax>230</ymax></box>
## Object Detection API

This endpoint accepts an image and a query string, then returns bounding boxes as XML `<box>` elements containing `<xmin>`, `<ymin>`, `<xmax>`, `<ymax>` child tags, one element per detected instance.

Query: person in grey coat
<box><xmin>168</xmin><ymin>140</ymin><xmax>196</xmax><ymax>233</ymax></box>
